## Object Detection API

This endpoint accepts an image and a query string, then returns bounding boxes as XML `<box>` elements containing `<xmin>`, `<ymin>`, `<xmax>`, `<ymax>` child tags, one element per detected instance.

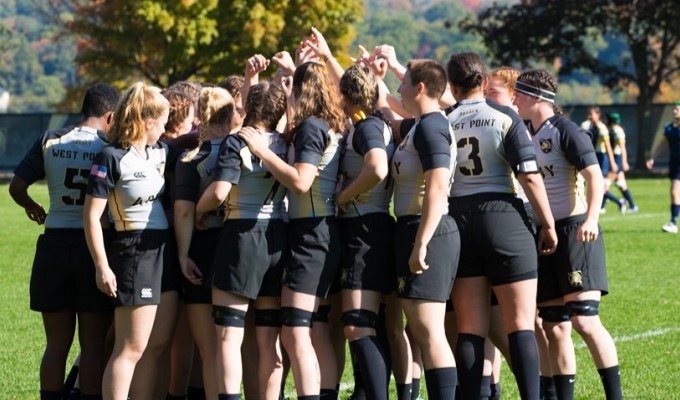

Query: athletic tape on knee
<box><xmin>565</xmin><ymin>300</ymin><xmax>600</xmax><ymax>317</ymax></box>
<box><xmin>254</xmin><ymin>308</ymin><xmax>282</xmax><ymax>327</ymax></box>
<box><xmin>212</xmin><ymin>305</ymin><xmax>247</xmax><ymax>327</ymax></box>
<box><xmin>280</xmin><ymin>306</ymin><xmax>313</xmax><ymax>327</ymax></box>
<box><xmin>538</xmin><ymin>305</ymin><xmax>570</xmax><ymax>322</ymax></box>
<box><xmin>312</xmin><ymin>304</ymin><xmax>331</xmax><ymax>323</ymax></box>
<box><xmin>341</xmin><ymin>309</ymin><xmax>377</xmax><ymax>328</ymax></box>
<box><xmin>615</xmin><ymin>178</ymin><xmax>627</xmax><ymax>189</ymax></box>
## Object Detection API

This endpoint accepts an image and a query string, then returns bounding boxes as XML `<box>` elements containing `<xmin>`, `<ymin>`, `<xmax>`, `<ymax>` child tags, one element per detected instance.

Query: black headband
<box><xmin>515</xmin><ymin>81</ymin><xmax>556</xmax><ymax>103</ymax></box>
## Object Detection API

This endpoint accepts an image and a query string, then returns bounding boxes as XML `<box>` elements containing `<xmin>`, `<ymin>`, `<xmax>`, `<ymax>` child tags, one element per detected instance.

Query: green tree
<box><xmin>464</xmin><ymin>0</ymin><xmax>680</xmax><ymax>169</ymax></box>
<box><xmin>60</xmin><ymin>0</ymin><xmax>362</xmax><ymax>88</ymax></box>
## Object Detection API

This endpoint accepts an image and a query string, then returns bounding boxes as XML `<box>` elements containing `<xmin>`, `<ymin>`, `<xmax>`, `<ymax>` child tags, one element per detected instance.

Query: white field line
<box><xmin>599</xmin><ymin>211</ymin><xmax>666</xmax><ymax>221</ymax></box>
<box><xmin>575</xmin><ymin>326</ymin><xmax>680</xmax><ymax>349</ymax></box>
<box><xmin>283</xmin><ymin>327</ymin><xmax>680</xmax><ymax>396</ymax></box>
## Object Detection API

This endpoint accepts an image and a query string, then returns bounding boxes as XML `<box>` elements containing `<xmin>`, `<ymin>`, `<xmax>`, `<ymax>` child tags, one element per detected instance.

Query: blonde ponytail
<box><xmin>182</xmin><ymin>86</ymin><xmax>234</xmax><ymax>162</ymax></box>
<box><xmin>108</xmin><ymin>82</ymin><xmax>169</xmax><ymax>149</ymax></box>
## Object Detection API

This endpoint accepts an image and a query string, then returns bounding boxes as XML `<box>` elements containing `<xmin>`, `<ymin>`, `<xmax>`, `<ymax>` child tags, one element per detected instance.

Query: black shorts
<box><xmin>162</xmin><ymin>231</ymin><xmax>182</xmax><ymax>294</ymax></box>
<box><xmin>339</xmin><ymin>213</ymin><xmax>396</xmax><ymax>293</ymax></box>
<box><xmin>284</xmin><ymin>216</ymin><xmax>341</xmax><ymax>299</ymax></box>
<box><xmin>596</xmin><ymin>152</ymin><xmax>611</xmax><ymax>175</ymax></box>
<box><xmin>669</xmin><ymin>161</ymin><xmax>680</xmax><ymax>181</ymax></box>
<box><xmin>537</xmin><ymin>215</ymin><xmax>609</xmax><ymax>303</ymax></box>
<box><xmin>449</xmin><ymin>194</ymin><xmax>538</xmax><ymax>285</ymax></box>
<box><xmin>394</xmin><ymin>214</ymin><xmax>459</xmax><ymax>302</ymax></box>
<box><xmin>184</xmin><ymin>228</ymin><xmax>220</xmax><ymax>304</ymax></box>
<box><xmin>108</xmin><ymin>230</ymin><xmax>166</xmax><ymax>307</ymax></box>
<box><xmin>30</xmin><ymin>229</ymin><xmax>113</xmax><ymax>313</ymax></box>
<box><xmin>212</xmin><ymin>219</ymin><xmax>287</xmax><ymax>299</ymax></box>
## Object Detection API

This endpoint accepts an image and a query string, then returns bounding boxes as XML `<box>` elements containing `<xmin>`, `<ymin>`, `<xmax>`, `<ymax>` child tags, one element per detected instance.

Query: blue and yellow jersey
<box><xmin>581</xmin><ymin>120</ymin><xmax>610</xmax><ymax>154</ymax></box>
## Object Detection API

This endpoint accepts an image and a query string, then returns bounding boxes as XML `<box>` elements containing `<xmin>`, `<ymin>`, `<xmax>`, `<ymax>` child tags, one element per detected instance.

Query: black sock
<box><xmin>299</xmin><ymin>396</ymin><xmax>321</xmax><ymax>400</ymax></box>
<box><xmin>479</xmin><ymin>375</ymin><xmax>491</xmax><ymax>398</ymax></box>
<box><xmin>68</xmin><ymin>388</ymin><xmax>81</xmax><ymax>400</ymax></box>
<box><xmin>411</xmin><ymin>378</ymin><xmax>421</xmax><ymax>400</ymax></box>
<box><xmin>622</xmin><ymin>190</ymin><xmax>636</xmax><ymax>208</ymax></box>
<box><xmin>604</xmin><ymin>191</ymin><xmax>620</xmax><ymax>206</ymax></box>
<box><xmin>350</xmin><ymin>339</ymin><xmax>367</xmax><ymax>400</ymax></box>
<box><xmin>79</xmin><ymin>396</ymin><xmax>103</xmax><ymax>400</ymax></box>
<box><xmin>41</xmin><ymin>391</ymin><xmax>63</xmax><ymax>400</ymax></box>
<box><xmin>489</xmin><ymin>382</ymin><xmax>502</xmax><ymax>400</ymax></box>
<box><xmin>187</xmin><ymin>386</ymin><xmax>206</xmax><ymax>400</ymax></box>
<box><xmin>349</xmin><ymin>336</ymin><xmax>388</xmax><ymax>400</ymax></box>
<box><xmin>424</xmin><ymin>367</ymin><xmax>457</xmax><ymax>400</ymax></box>
<box><xmin>320</xmin><ymin>388</ymin><xmax>337</xmax><ymax>400</ymax></box>
<box><xmin>376</xmin><ymin>303</ymin><xmax>392</xmax><ymax>385</ymax></box>
<box><xmin>217</xmin><ymin>395</ymin><xmax>239</xmax><ymax>400</ymax></box>
<box><xmin>598</xmin><ymin>365</ymin><xmax>623</xmax><ymax>400</ymax></box>
<box><xmin>455</xmin><ymin>333</ymin><xmax>485</xmax><ymax>399</ymax></box>
<box><xmin>508</xmin><ymin>330</ymin><xmax>540</xmax><ymax>400</ymax></box>
<box><xmin>553</xmin><ymin>374</ymin><xmax>575</xmax><ymax>400</ymax></box>
<box><xmin>540</xmin><ymin>376</ymin><xmax>557</xmax><ymax>400</ymax></box>
<box><xmin>63</xmin><ymin>365</ymin><xmax>79</xmax><ymax>400</ymax></box>
<box><xmin>167</xmin><ymin>395</ymin><xmax>186</xmax><ymax>400</ymax></box>
<box><xmin>396</xmin><ymin>383</ymin><xmax>412</xmax><ymax>400</ymax></box>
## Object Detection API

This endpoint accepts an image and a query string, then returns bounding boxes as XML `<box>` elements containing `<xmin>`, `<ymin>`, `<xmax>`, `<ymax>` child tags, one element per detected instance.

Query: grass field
<box><xmin>1</xmin><ymin>179</ymin><xmax>679</xmax><ymax>399</ymax></box>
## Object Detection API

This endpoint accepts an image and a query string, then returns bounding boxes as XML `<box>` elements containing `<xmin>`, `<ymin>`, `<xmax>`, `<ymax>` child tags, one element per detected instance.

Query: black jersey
<box><xmin>287</xmin><ymin>117</ymin><xmax>342</xmax><ymax>219</ymax></box>
<box><xmin>214</xmin><ymin>132</ymin><xmax>288</xmax><ymax>220</ymax></box>
<box><xmin>14</xmin><ymin>126</ymin><xmax>108</xmax><ymax>228</ymax></box>
<box><xmin>448</xmin><ymin>98</ymin><xmax>537</xmax><ymax>197</ymax></box>
<box><xmin>531</xmin><ymin>115</ymin><xmax>599</xmax><ymax>220</ymax></box>
<box><xmin>391</xmin><ymin>111</ymin><xmax>455</xmax><ymax>217</ymax></box>
<box><xmin>175</xmin><ymin>139</ymin><xmax>224</xmax><ymax>229</ymax></box>
<box><xmin>338</xmin><ymin>115</ymin><xmax>395</xmax><ymax>218</ymax></box>
<box><xmin>87</xmin><ymin>142</ymin><xmax>168</xmax><ymax>231</ymax></box>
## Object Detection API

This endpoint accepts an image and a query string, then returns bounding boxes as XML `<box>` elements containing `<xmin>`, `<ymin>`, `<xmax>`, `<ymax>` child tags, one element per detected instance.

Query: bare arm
<box><xmin>336</xmin><ymin>148</ymin><xmax>389</xmax><ymax>208</ymax></box>
<box><xmin>8</xmin><ymin>175</ymin><xmax>46</xmax><ymax>225</ymax></box>
<box><xmin>174</xmin><ymin>199</ymin><xmax>203</xmax><ymax>285</ymax></box>
<box><xmin>577</xmin><ymin>164</ymin><xmax>605</xmax><ymax>242</ymax></box>
<box><xmin>517</xmin><ymin>172</ymin><xmax>557</xmax><ymax>255</ymax></box>
<box><xmin>238</xmin><ymin>126</ymin><xmax>318</xmax><ymax>194</ymax></box>
<box><xmin>409</xmin><ymin>168</ymin><xmax>449</xmax><ymax>274</ymax></box>
<box><xmin>84</xmin><ymin>195</ymin><xmax>117</xmax><ymax>298</ymax></box>
<box><xmin>647</xmin><ymin>136</ymin><xmax>669</xmax><ymax>170</ymax></box>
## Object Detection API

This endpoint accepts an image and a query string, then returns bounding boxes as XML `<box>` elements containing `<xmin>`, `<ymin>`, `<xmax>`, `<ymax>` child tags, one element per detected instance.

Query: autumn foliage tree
<box><xmin>58</xmin><ymin>0</ymin><xmax>362</xmax><ymax>88</ymax></box>
<box><xmin>464</xmin><ymin>0</ymin><xmax>680</xmax><ymax>169</ymax></box>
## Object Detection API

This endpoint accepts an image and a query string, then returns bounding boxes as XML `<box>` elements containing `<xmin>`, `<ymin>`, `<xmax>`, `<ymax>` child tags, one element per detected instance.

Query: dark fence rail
<box><xmin>0</xmin><ymin>104</ymin><xmax>677</xmax><ymax>170</ymax></box>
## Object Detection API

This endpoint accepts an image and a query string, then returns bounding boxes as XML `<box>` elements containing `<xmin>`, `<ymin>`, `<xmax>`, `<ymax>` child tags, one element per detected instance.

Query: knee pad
<box><xmin>254</xmin><ymin>308</ymin><xmax>281</xmax><ymax>327</ymax></box>
<box><xmin>280</xmin><ymin>306</ymin><xmax>313</xmax><ymax>327</ymax></box>
<box><xmin>212</xmin><ymin>305</ymin><xmax>246</xmax><ymax>327</ymax></box>
<box><xmin>565</xmin><ymin>300</ymin><xmax>600</xmax><ymax>317</ymax></box>
<box><xmin>312</xmin><ymin>304</ymin><xmax>331</xmax><ymax>324</ymax></box>
<box><xmin>603</xmin><ymin>178</ymin><xmax>612</xmax><ymax>187</ymax></box>
<box><xmin>615</xmin><ymin>177</ymin><xmax>627</xmax><ymax>190</ymax></box>
<box><xmin>341</xmin><ymin>309</ymin><xmax>377</xmax><ymax>328</ymax></box>
<box><xmin>538</xmin><ymin>305</ymin><xmax>570</xmax><ymax>323</ymax></box>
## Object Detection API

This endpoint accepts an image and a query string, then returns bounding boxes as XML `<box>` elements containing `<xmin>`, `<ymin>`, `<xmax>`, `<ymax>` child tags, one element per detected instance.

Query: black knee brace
<box><xmin>212</xmin><ymin>305</ymin><xmax>247</xmax><ymax>327</ymax></box>
<box><xmin>538</xmin><ymin>305</ymin><xmax>570</xmax><ymax>323</ymax></box>
<box><xmin>566</xmin><ymin>300</ymin><xmax>600</xmax><ymax>317</ymax></box>
<box><xmin>341</xmin><ymin>309</ymin><xmax>377</xmax><ymax>328</ymax></box>
<box><xmin>254</xmin><ymin>308</ymin><xmax>282</xmax><ymax>327</ymax></box>
<box><xmin>280</xmin><ymin>306</ymin><xmax>313</xmax><ymax>327</ymax></box>
<box><xmin>312</xmin><ymin>304</ymin><xmax>331</xmax><ymax>324</ymax></box>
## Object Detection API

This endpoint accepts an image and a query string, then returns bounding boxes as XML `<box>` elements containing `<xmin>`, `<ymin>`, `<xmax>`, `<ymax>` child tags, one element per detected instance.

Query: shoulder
<box><xmin>298</xmin><ymin>117</ymin><xmax>330</xmax><ymax>133</ymax></box>
<box><xmin>41</xmin><ymin>126</ymin><xmax>76</xmax><ymax>144</ymax></box>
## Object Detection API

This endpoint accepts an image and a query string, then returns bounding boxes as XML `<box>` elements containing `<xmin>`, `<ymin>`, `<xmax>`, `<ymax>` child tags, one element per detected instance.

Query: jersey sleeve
<box><xmin>352</xmin><ymin>117</ymin><xmax>387</xmax><ymax>156</ymax></box>
<box><xmin>293</xmin><ymin>118</ymin><xmax>329</xmax><ymax>166</ymax></box>
<box><xmin>13</xmin><ymin>134</ymin><xmax>46</xmax><ymax>184</ymax></box>
<box><xmin>503</xmin><ymin>112</ymin><xmax>539</xmax><ymax>174</ymax></box>
<box><xmin>86</xmin><ymin>146</ymin><xmax>120</xmax><ymax>199</ymax></box>
<box><xmin>556</xmin><ymin>117</ymin><xmax>599</xmax><ymax>171</ymax></box>
<box><xmin>214</xmin><ymin>135</ymin><xmax>244</xmax><ymax>184</ymax></box>
<box><xmin>413</xmin><ymin>113</ymin><xmax>452</xmax><ymax>172</ymax></box>
<box><xmin>174</xmin><ymin>157</ymin><xmax>201</xmax><ymax>202</ymax></box>
<box><xmin>400</xmin><ymin>118</ymin><xmax>416</xmax><ymax>140</ymax></box>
